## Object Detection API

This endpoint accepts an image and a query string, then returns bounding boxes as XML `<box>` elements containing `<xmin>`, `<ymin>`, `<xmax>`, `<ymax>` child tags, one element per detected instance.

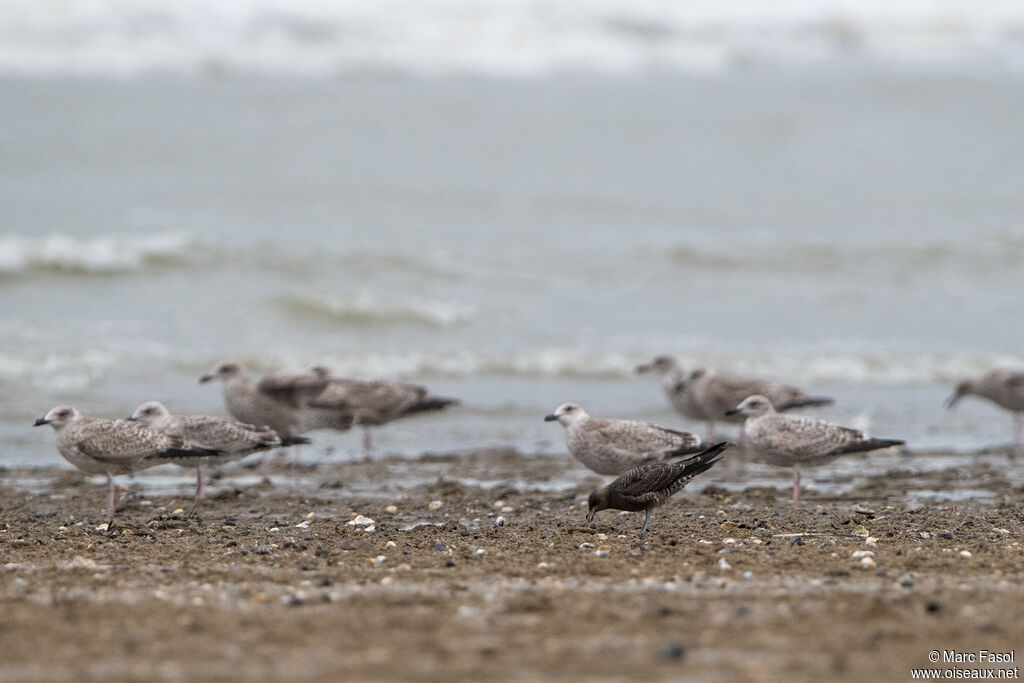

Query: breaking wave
<box><xmin>3</xmin><ymin>0</ymin><xmax>1024</xmax><ymax>78</ymax></box>
<box><xmin>275</xmin><ymin>293</ymin><xmax>476</xmax><ymax>328</ymax></box>
<box><xmin>6</xmin><ymin>347</ymin><xmax>1017</xmax><ymax>390</ymax></box>
<box><xmin>0</xmin><ymin>232</ymin><xmax>196</xmax><ymax>275</ymax></box>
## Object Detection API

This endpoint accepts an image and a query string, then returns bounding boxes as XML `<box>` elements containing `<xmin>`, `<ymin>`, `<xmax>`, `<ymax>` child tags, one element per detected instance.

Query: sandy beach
<box><xmin>2</xmin><ymin>447</ymin><xmax>1022</xmax><ymax>682</ymax></box>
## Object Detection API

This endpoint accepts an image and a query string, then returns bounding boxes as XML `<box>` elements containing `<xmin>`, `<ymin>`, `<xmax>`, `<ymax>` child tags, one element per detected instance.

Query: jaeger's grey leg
<box><xmin>640</xmin><ymin>509</ymin><xmax>652</xmax><ymax>534</ymax></box>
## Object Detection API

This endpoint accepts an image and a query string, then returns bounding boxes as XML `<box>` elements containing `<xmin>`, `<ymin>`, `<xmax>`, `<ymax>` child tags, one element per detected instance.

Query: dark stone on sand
<box><xmin>657</xmin><ymin>643</ymin><xmax>686</xmax><ymax>661</ymax></box>
<box><xmin>925</xmin><ymin>601</ymin><xmax>942</xmax><ymax>613</ymax></box>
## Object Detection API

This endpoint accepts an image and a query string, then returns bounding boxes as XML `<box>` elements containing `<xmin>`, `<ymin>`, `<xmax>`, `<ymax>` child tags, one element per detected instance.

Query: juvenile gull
<box><xmin>128</xmin><ymin>401</ymin><xmax>282</xmax><ymax>501</ymax></box>
<box><xmin>198</xmin><ymin>360</ymin><xmax>333</xmax><ymax>445</ymax></box>
<box><xmin>586</xmin><ymin>442</ymin><xmax>729</xmax><ymax>534</ymax></box>
<box><xmin>33</xmin><ymin>405</ymin><xmax>220</xmax><ymax>517</ymax></box>
<box><xmin>544</xmin><ymin>403</ymin><xmax>705</xmax><ymax>475</ymax></box>
<box><xmin>946</xmin><ymin>369</ymin><xmax>1024</xmax><ymax>446</ymax></box>
<box><xmin>297</xmin><ymin>366</ymin><xmax>458</xmax><ymax>459</ymax></box>
<box><xmin>726</xmin><ymin>395</ymin><xmax>904</xmax><ymax>502</ymax></box>
<box><xmin>635</xmin><ymin>356</ymin><xmax>710</xmax><ymax>424</ymax></box>
<box><xmin>637</xmin><ymin>355</ymin><xmax>833</xmax><ymax>438</ymax></box>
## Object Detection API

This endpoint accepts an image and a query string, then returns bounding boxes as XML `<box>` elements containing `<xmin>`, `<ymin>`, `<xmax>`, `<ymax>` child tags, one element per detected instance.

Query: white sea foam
<box><xmin>276</xmin><ymin>292</ymin><xmax>476</xmax><ymax>328</ymax></box>
<box><xmin>0</xmin><ymin>232</ymin><xmax>195</xmax><ymax>275</ymax></box>
<box><xmin>3</xmin><ymin>346</ymin><xmax>1021</xmax><ymax>389</ymax></box>
<box><xmin>2</xmin><ymin>0</ymin><xmax>1023</xmax><ymax>78</ymax></box>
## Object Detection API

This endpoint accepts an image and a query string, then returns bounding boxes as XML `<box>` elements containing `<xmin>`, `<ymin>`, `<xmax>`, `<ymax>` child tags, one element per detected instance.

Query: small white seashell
<box><xmin>294</xmin><ymin>520</ymin><xmax>310</xmax><ymax>529</ymax></box>
<box><xmin>723</xmin><ymin>538</ymin><xmax>736</xmax><ymax>544</ymax></box>
<box><xmin>859</xmin><ymin>556</ymin><xmax>876</xmax><ymax>569</ymax></box>
<box><xmin>718</xmin><ymin>558</ymin><xmax>732</xmax><ymax>571</ymax></box>
<box><xmin>960</xmin><ymin>550</ymin><xmax>972</xmax><ymax>558</ymax></box>
<box><xmin>851</xmin><ymin>550</ymin><xmax>875</xmax><ymax>559</ymax></box>
<box><xmin>495</xmin><ymin>516</ymin><xmax>506</xmax><ymax>526</ymax></box>
<box><xmin>594</xmin><ymin>550</ymin><xmax>607</xmax><ymax>557</ymax></box>
<box><xmin>346</xmin><ymin>515</ymin><xmax>375</xmax><ymax>527</ymax></box>
<box><xmin>698</xmin><ymin>540</ymin><xmax>712</xmax><ymax>545</ymax></box>
<box><xmin>579</xmin><ymin>542</ymin><xmax>595</xmax><ymax>549</ymax></box>
<box><xmin>384</xmin><ymin>505</ymin><xmax>398</xmax><ymax>513</ymax></box>
<box><xmin>865</xmin><ymin>537</ymin><xmax>878</xmax><ymax>546</ymax></box>
<box><xmin>305</xmin><ymin>512</ymin><xmax>315</xmax><ymax>519</ymax></box>
<box><xmin>742</xmin><ymin>571</ymin><xmax>753</xmax><ymax>580</ymax></box>
<box><xmin>474</xmin><ymin>548</ymin><xmax>485</xmax><ymax>556</ymax></box>
<box><xmin>385</xmin><ymin>540</ymin><xmax>397</xmax><ymax>549</ymax></box>
<box><xmin>428</xmin><ymin>500</ymin><xmax>443</xmax><ymax>511</ymax></box>
<box><xmin>95</xmin><ymin>523</ymin><xmax>109</xmax><ymax>532</ymax></box>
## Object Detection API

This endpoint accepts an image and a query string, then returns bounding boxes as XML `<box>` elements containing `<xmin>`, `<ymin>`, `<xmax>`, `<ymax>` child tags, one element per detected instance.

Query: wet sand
<box><xmin>2</xmin><ymin>448</ymin><xmax>1023</xmax><ymax>682</ymax></box>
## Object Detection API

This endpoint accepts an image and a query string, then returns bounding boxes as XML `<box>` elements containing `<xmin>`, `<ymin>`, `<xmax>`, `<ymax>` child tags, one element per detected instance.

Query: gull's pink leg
<box><xmin>792</xmin><ymin>468</ymin><xmax>801</xmax><ymax>503</ymax></box>
<box><xmin>361</xmin><ymin>428</ymin><xmax>373</xmax><ymax>461</ymax></box>
<box><xmin>196</xmin><ymin>466</ymin><xmax>207</xmax><ymax>501</ymax></box>
<box><xmin>106</xmin><ymin>474</ymin><xmax>116</xmax><ymax>517</ymax></box>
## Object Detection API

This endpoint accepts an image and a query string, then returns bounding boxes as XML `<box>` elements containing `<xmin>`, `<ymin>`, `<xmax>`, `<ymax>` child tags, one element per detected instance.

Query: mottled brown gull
<box><xmin>128</xmin><ymin>401</ymin><xmax>282</xmax><ymax>500</ymax></box>
<box><xmin>946</xmin><ymin>369</ymin><xmax>1024</xmax><ymax>446</ymax></box>
<box><xmin>33</xmin><ymin>405</ymin><xmax>221</xmax><ymax>517</ymax></box>
<box><xmin>637</xmin><ymin>355</ymin><xmax>833</xmax><ymax>438</ymax></box>
<box><xmin>544</xmin><ymin>403</ymin><xmax>705</xmax><ymax>475</ymax></box>
<box><xmin>726</xmin><ymin>395</ymin><xmax>904</xmax><ymax>502</ymax></box>
<box><xmin>586</xmin><ymin>442</ymin><xmax>729</xmax><ymax>534</ymax></box>
<box><xmin>303</xmin><ymin>366</ymin><xmax>458</xmax><ymax>459</ymax></box>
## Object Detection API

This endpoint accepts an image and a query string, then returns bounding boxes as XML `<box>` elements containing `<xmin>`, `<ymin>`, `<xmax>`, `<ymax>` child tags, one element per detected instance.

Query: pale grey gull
<box><xmin>544</xmin><ymin>403</ymin><xmax>705</xmax><ymax>476</ymax></box>
<box><xmin>33</xmin><ymin>405</ymin><xmax>221</xmax><ymax>517</ymax></box>
<box><xmin>300</xmin><ymin>366</ymin><xmax>459</xmax><ymax>459</ymax></box>
<box><xmin>128</xmin><ymin>401</ymin><xmax>282</xmax><ymax>500</ymax></box>
<box><xmin>638</xmin><ymin>355</ymin><xmax>833</xmax><ymax>439</ymax></box>
<box><xmin>726</xmin><ymin>395</ymin><xmax>903</xmax><ymax>502</ymax></box>
<box><xmin>198</xmin><ymin>360</ymin><xmax>333</xmax><ymax>446</ymax></box>
<box><xmin>586</xmin><ymin>442</ymin><xmax>728</xmax><ymax>534</ymax></box>
<box><xmin>946</xmin><ymin>369</ymin><xmax>1024</xmax><ymax>446</ymax></box>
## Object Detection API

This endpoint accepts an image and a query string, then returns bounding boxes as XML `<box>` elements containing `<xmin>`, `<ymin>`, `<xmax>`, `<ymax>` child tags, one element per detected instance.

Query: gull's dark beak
<box><xmin>635</xmin><ymin>363</ymin><xmax>651</xmax><ymax>374</ymax></box>
<box><xmin>944</xmin><ymin>393</ymin><xmax>961</xmax><ymax>410</ymax></box>
<box><xmin>198</xmin><ymin>374</ymin><xmax>214</xmax><ymax>384</ymax></box>
<box><xmin>33</xmin><ymin>417</ymin><xmax>50</xmax><ymax>427</ymax></box>
<box><xmin>724</xmin><ymin>408</ymin><xmax>741</xmax><ymax>416</ymax></box>
<box><xmin>544</xmin><ymin>414</ymin><xmax>559</xmax><ymax>422</ymax></box>
<box><xmin>125</xmin><ymin>416</ymin><xmax>139</xmax><ymax>421</ymax></box>
<box><xmin>586</xmin><ymin>508</ymin><xmax>596</xmax><ymax>524</ymax></box>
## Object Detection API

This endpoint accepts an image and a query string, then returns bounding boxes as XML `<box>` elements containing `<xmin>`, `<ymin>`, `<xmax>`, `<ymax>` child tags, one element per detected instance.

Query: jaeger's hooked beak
<box><xmin>586</xmin><ymin>509</ymin><xmax>596</xmax><ymax>524</ymax></box>
<box><xmin>543</xmin><ymin>414</ymin><xmax>559</xmax><ymax>422</ymax></box>
<box><xmin>32</xmin><ymin>417</ymin><xmax>50</xmax><ymax>427</ymax></box>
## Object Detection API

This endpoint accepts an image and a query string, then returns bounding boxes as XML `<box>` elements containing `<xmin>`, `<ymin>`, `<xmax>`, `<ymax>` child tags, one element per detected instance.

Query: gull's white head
<box><xmin>33</xmin><ymin>405</ymin><xmax>80</xmax><ymax>429</ymax></box>
<box><xmin>129</xmin><ymin>401</ymin><xmax>172</xmax><ymax>427</ymax></box>
<box><xmin>543</xmin><ymin>403</ymin><xmax>589</xmax><ymax>426</ymax></box>
<box><xmin>199</xmin><ymin>359</ymin><xmax>246</xmax><ymax>384</ymax></box>
<box><xmin>726</xmin><ymin>395</ymin><xmax>776</xmax><ymax>419</ymax></box>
